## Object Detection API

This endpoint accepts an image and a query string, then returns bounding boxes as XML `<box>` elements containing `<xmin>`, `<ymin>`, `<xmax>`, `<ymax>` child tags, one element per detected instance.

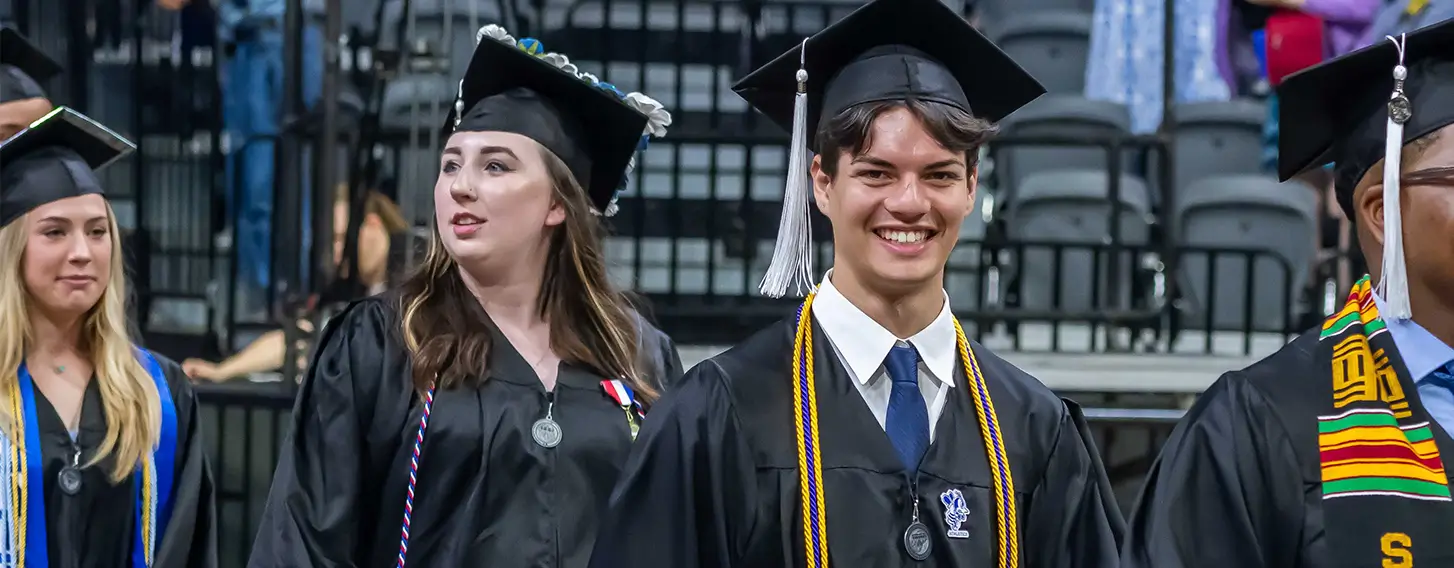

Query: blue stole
<box><xmin>13</xmin><ymin>348</ymin><xmax>178</xmax><ymax>567</ymax></box>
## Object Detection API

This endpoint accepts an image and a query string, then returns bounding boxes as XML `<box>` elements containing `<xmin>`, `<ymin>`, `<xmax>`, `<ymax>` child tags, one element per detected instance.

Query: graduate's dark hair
<box><xmin>395</xmin><ymin>147</ymin><xmax>658</xmax><ymax>402</ymax></box>
<box><xmin>815</xmin><ymin>98</ymin><xmax>997</xmax><ymax>177</ymax></box>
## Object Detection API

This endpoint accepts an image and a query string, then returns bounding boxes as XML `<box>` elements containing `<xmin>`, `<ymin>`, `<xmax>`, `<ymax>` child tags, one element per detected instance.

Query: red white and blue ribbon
<box><xmin>601</xmin><ymin>379</ymin><xmax>645</xmax><ymax>441</ymax></box>
<box><xmin>395</xmin><ymin>386</ymin><xmax>436</xmax><ymax>568</ymax></box>
<box><xmin>600</xmin><ymin>379</ymin><xmax>645</xmax><ymax>421</ymax></box>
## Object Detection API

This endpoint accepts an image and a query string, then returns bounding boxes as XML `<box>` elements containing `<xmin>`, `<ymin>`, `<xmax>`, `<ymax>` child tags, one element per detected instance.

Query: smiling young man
<box><xmin>1122</xmin><ymin>20</ymin><xmax>1454</xmax><ymax>568</ymax></box>
<box><xmin>586</xmin><ymin>1</ymin><xmax>1123</xmax><ymax>567</ymax></box>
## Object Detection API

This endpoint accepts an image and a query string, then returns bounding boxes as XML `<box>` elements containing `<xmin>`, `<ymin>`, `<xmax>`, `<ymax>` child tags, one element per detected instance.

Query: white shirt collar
<box><xmin>812</xmin><ymin>270</ymin><xmax>958</xmax><ymax>388</ymax></box>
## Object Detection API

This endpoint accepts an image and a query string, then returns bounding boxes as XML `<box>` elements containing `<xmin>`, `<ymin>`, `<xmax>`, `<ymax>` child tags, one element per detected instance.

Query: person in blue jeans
<box><xmin>161</xmin><ymin>0</ymin><xmax>323</xmax><ymax>319</ymax></box>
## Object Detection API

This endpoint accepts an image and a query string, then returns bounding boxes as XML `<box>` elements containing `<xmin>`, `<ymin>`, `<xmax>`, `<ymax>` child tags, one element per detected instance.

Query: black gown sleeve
<box><xmin>1120</xmin><ymin>374</ymin><xmax>1306</xmax><ymax>568</ymax></box>
<box><xmin>587</xmin><ymin>359</ymin><xmax>757</xmax><ymax>568</ymax></box>
<box><xmin>247</xmin><ymin>301</ymin><xmax>395</xmax><ymax>567</ymax></box>
<box><xmin>153</xmin><ymin>357</ymin><xmax>220</xmax><ymax>568</ymax></box>
<box><xmin>1022</xmin><ymin>399</ymin><xmax>1124</xmax><ymax>568</ymax></box>
<box><xmin>655</xmin><ymin>331</ymin><xmax>684</xmax><ymax>389</ymax></box>
<box><xmin>635</xmin><ymin>312</ymin><xmax>685</xmax><ymax>390</ymax></box>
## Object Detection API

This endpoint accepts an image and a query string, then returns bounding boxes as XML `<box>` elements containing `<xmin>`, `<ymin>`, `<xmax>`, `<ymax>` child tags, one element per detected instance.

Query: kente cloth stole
<box><xmin>1318</xmin><ymin>275</ymin><xmax>1454</xmax><ymax>566</ymax></box>
<box><xmin>0</xmin><ymin>348</ymin><xmax>178</xmax><ymax>568</ymax></box>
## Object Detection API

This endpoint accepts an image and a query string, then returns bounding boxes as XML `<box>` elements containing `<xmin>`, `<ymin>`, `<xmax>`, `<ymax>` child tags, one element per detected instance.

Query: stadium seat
<box><xmin>993</xmin><ymin>11</ymin><xmax>1093</xmax><ymax>93</ymax></box>
<box><xmin>576</xmin><ymin>62</ymin><xmax>746</xmax><ymax>114</ymax></box>
<box><xmin>946</xmin><ymin>189</ymin><xmax>992</xmax><ymax>312</ymax></box>
<box><xmin>1163</xmin><ymin>99</ymin><xmax>1268</xmax><ymax>199</ymax></box>
<box><xmin>993</xmin><ymin>94</ymin><xmax>1138</xmax><ymax>208</ymax></box>
<box><xmin>379</xmin><ymin>0</ymin><xmax>501</xmax><ymax>77</ymax></box>
<box><xmin>1175</xmin><ymin>175</ymin><xmax>1318</xmax><ymax>333</ymax></box>
<box><xmin>1003</xmin><ymin>170</ymin><xmax>1153</xmax><ymax>313</ymax></box>
<box><xmin>976</xmin><ymin>0</ymin><xmax>1092</xmax><ymax>32</ymax></box>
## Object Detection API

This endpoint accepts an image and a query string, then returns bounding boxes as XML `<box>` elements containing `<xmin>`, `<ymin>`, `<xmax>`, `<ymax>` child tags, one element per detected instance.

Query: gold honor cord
<box><xmin>8</xmin><ymin>387</ymin><xmax>26</xmax><ymax>567</ymax></box>
<box><xmin>792</xmin><ymin>294</ymin><xmax>1019</xmax><ymax>567</ymax></box>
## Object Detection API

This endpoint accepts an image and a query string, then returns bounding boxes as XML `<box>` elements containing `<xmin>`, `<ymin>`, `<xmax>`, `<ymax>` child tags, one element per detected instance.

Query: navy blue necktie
<box><xmin>1432</xmin><ymin>361</ymin><xmax>1454</xmax><ymax>386</ymax></box>
<box><xmin>884</xmin><ymin>344</ymin><xmax>930</xmax><ymax>471</ymax></box>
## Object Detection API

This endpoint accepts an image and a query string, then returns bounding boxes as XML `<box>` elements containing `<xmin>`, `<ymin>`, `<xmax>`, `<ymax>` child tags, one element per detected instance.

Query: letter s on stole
<box><xmin>1382</xmin><ymin>532</ymin><xmax>1413</xmax><ymax>567</ymax></box>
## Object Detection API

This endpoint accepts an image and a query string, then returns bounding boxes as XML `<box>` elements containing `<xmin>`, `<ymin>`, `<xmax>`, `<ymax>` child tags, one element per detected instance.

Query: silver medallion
<box><xmin>1389</xmin><ymin>94</ymin><xmax>1413</xmax><ymax>125</ymax></box>
<box><xmin>58</xmin><ymin>466</ymin><xmax>82</xmax><ymax>496</ymax></box>
<box><xmin>903</xmin><ymin>521</ymin><xmax>932</xmax><ymax>561</ymax></box>
<box><xmin>532</xmin><ymin>418</ymin><xmax>562</xmax><ymax>448</ymax></box>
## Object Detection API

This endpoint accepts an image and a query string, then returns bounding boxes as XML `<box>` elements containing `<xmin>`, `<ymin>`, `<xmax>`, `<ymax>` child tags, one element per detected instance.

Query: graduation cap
<box><xmin>732</xmin><ymin>0</ymin><xmax>1046</xmax><ymax>298</ymax></box>
<box><xmin>0</xmin><ymin>26</ymin><xmax>62</xmax><ymax>103</ymax></box>
<box><xmin>443</xmin><ymin>24</ymin><xmax>672</xmax><ymax>217</ymax></box>
<box><xmin>1276</xmin><ymin>19</ymin><xmax>1454</xmax><ymax>321</ymax></box>
<box><xmin>0</xmin><ymin>106</ymin><xmax>136</xmax><ymax>227</ymax></box>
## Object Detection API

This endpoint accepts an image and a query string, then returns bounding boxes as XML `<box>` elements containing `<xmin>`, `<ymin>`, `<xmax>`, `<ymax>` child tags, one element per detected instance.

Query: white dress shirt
<box><xmin>812</xmin><ymin>271</ymin><xmax>957</xmax><ymax>442</ymax></box>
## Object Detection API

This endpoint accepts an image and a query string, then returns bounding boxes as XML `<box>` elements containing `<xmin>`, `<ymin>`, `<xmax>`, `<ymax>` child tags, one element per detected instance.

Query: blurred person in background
<box><xmin>181</xmin><ymin>185</ymin><xmax>407</xmax><ymax>382</ymax></box>
<box><xmin>0</xmin><ymin>107</ymin><xmax>216</xmax><ymax>566</ymax></box>
<box><xmin>247</xmin><ymin>24</ymin><xmax>684</xmax><ymax>567</ymax></box>
<box><xmin>156</xmin><ymin>0</ymin><xmax>324</xmax><ymax>321</ymax></box>
<box><xmin>1361</xmin><ymin>2</ymin><xmax>1453</xmax><ymax>45</ymax></box>
<box><xmin>1122</xmin><ymin>21</ymin><xmax>1454</xmax><ymax>567</ymax></box>
<box><xmin>1086</xmin><ymin>0</ymin><xmax>1234</xmax><ymax>135</ymax></box>
<box><xmin>1243</xmin><ymin>0</ymin><xmax>1381</xmax><ymax>58</ymax></box>
<box><xmin>1238</xmin><ymin>0</ymin><xmax>1381</xmax><ymax>293</ymax></box>
<box><xmin>0</xmin><ymin>27</ymin><xmax>60</xmax><ymax>141</ymax></box>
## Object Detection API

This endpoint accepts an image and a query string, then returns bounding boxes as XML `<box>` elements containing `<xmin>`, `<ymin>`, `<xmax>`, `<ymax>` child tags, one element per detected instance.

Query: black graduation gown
<box><xmin>247</xmin><ymin>295</ymin><xmax>684</xmax><ymax>568</ymax></box>
<box><xmin>1121</xmin><ymin>330</ymin><xmax>1389</xmax><ymax>568</ymax></box>
<box><xmin>30</xmin><ymin>354</ymin><xmax>217</xmax><ymax>568</ymax></box>
<box><xmin>587</xmin><ymin>318</ymin><xmax>1124</xmax><ymax>568</ymax></box>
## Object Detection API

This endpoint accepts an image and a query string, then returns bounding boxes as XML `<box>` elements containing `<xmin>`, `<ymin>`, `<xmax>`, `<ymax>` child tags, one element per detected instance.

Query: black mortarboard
<box><xmin>0</xmin><ymin>106</ymin><xmax>135</xmax><ymax>226</ymax></box>
<box><xmin>732</xmin><ymin>0</ymin><xmax>1045</xmax><ymax>298</ymax></box>
<box><xmin>1277</xmin><ymin>19</ymin><xmax>1454</xmax><ymax>321</ymax></box>
<box><xmin>733</xmin><ymin>0</ymin><xmax>1045</xmax><ymax>154</ymax></box>
<box><xmin>442</xmin><ymin>24</ymin><xmax>672</xmax><ymax>217</ymax></box>
<box><xmin>0</xmin><ymin>26</ymin><xmax>62</xmax><ymax>103</ymax></box>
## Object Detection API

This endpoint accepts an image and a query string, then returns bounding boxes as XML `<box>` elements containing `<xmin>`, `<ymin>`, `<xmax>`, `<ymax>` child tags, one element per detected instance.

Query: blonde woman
<box><xmin>248</xmin><ymin>25</ymin><xmax>680</xmax><ymax>567</ymax></box>
<box><xmin>0</xmin><ymin>107</ymin><xmax>215</xmax><ymax>566</ymax></box>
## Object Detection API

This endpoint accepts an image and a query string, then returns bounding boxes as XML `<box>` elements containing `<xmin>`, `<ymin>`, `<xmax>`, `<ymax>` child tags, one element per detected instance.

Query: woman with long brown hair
<box><xmin>0</xmin><ymin>107</ymin><xmax>216</xmax><ymax>566</ymax></box>
<box><xmin>248</xmin><ymin>24</ymin><xmax>680</xmax><ymax>568</ymax></box>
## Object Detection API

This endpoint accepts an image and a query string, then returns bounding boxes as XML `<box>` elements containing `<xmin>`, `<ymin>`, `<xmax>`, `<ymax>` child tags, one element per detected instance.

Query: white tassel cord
<box><xmin>1380</xmin><ymin>112</ymin><xmax>1411</xmax><ymax>320</ymax></box>
<box><xmin>759</xmin><ymin>59</ymin><xmax>817</xmax><ymax>298</ymax></box>
<box><xmin>1379</xmin><ymin>34</ymin><xmax>1412</xmax><ymax>321</ymax></box>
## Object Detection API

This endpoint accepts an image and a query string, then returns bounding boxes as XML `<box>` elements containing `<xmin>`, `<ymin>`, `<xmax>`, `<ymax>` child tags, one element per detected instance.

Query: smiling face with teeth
<box><xmin>810</xmin><ymin>101</ymin><xmax>993</xmax><ymax>300</ymax></box>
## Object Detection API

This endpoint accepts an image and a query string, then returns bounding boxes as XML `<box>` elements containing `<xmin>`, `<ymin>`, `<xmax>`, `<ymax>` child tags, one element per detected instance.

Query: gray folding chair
<box><xmin>379</xmin><ymin>0</ymin><xmax>502</xmax><ymax>78</ymax></box>
<box><xmin>1005</xmin><ymin>170</ymin><xmax>1153</xmax><ymax>313</ymax></box>
<box><xmin>994</xmin><ymin>95</ymin><xmax>1136</xmax><ymax>207</ymax></box>
<box><xmin>993</xmin><ymin>12</ymin><xmax>1093</xmax><ymax>93</ymax></box>
<box><xmin>1176</xmin><ymin>175</ymin><xmax>1318</xmax><ymax>332</ymax></box>
<box><xmin>1164</xmin><ymin>99</ymin><xmax>1268</xmax><ymax>200</ymax></box>
<box><xmin>946</xmin><ymin>189</ymin><xmax>991</xmax><ymax>312</ymax></box>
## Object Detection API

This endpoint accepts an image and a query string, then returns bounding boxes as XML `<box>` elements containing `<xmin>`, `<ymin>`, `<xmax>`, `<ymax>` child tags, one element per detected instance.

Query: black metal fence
<box><xmin>194</xmin><ymin>384</ymin><xmax>293</xmax><ymax>568</ymax></box>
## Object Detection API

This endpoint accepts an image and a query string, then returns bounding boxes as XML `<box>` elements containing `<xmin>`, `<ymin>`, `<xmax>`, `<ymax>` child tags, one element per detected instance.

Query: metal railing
<box><xmin>194</xmin><ymin>383</ymin><xmax>295</xmax><ymax>568</ymax></box>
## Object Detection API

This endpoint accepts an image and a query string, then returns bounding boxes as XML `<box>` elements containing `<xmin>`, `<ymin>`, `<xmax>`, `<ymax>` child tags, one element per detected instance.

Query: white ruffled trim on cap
<box><xmin>465</xmin><ymin>24</ymin><xmax>676</xmax><ymax>216</ymax></box>
<box><xmin>471</xmin><ymin>24</ymin><xmax>672</xmax><ymax>139</ymax></box>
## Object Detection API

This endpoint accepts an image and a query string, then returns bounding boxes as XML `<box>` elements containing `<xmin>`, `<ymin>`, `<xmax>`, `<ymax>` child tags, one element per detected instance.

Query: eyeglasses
<box><xmin>1401</xmin><ymin>166</ymin><xmax>1454</xmax><ymax>187</ymax></box>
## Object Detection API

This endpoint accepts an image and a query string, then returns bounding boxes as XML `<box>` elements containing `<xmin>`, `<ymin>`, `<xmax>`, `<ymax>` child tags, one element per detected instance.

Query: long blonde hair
<box><xmin>398</xmin><ymin>148</ymin><xmax>655</xmax><ymax>402</ymax></box>
<box><xmin>0</xmin><ymin>205</ymin><xmax>162</xmax><ymax>483</ymax></box>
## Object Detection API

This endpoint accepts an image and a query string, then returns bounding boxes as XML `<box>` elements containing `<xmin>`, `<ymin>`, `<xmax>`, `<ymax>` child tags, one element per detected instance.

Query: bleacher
<box><xmin>7</xmin><ymin>0</ymin><xmax>1359</xmax><ymax>563</ymax></box>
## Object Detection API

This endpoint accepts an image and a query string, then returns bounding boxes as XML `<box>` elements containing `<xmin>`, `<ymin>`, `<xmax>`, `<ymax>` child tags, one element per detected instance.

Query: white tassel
<box><xmin>1380</xmin><ymin>35</ymin><xmax>1412</xmax><ymax>321</ymax></box>
<box><xmin>759</xmin><ymin>39</ymin><xmax>817</xmax><ymax>299</ymax></box>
